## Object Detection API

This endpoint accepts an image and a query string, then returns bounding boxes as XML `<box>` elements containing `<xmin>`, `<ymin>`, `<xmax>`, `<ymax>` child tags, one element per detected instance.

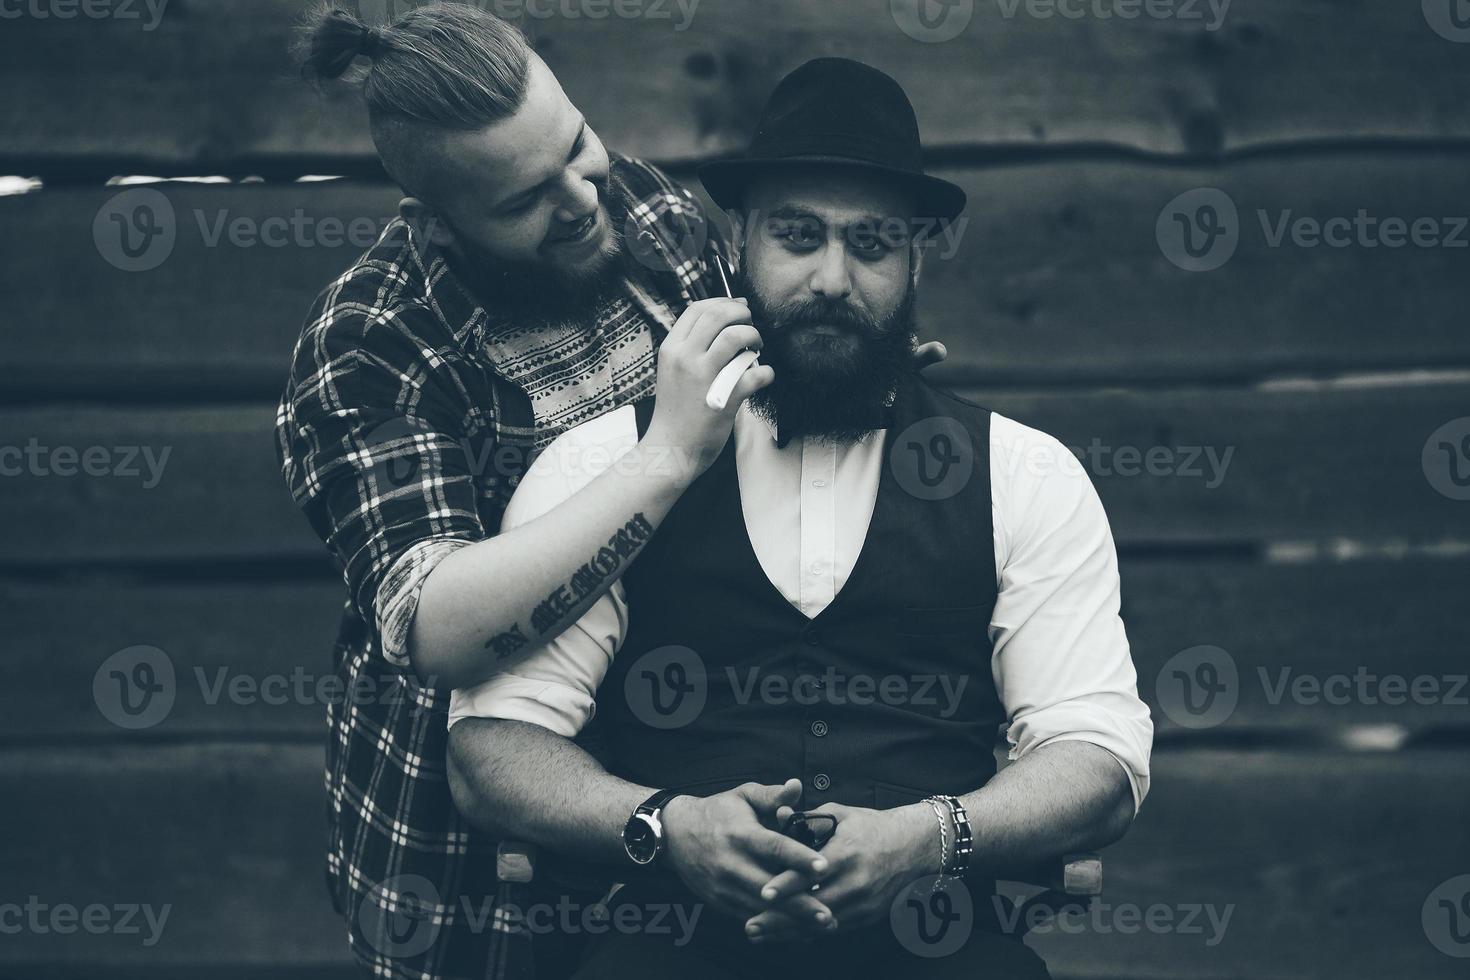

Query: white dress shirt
<box><xmin>449</xmin><ymin>402</ymin><xmax>1154</xmax><ymax>809</ymax></box>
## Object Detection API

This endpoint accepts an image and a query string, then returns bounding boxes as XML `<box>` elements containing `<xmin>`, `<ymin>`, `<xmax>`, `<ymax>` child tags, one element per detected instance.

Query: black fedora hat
<box><xmin>699</xmin><ymin>58</ymin><xmax>966</xmax><ymax>222</ymax></box>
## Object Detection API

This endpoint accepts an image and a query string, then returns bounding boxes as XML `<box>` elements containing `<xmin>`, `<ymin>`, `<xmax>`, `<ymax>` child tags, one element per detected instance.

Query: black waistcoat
<box><xmin>602</xmin><ymin>374</ymin><xmax>1003</xmax><ymax>811</ymax></box>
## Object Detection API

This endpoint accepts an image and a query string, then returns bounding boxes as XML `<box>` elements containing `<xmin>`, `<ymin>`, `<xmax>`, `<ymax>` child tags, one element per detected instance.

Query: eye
<box><xmin>847</xmin><ymin>221</ymin><xmax>903</xmax><ymax>260</ymax></box>
<box><xmin>848</xmin><ymin>233</ymin><xmax>888</xmax><ymax>259</ymax></box>
<box><xmin>773</xmin><ymin>218</ymin><xmax>823</xmax><ymax>250</ymax></box>
<box><xmin>495</xmin><ymin>189</ymin><xmax>540</xmax><ymax>218</ymax></box>
<box><xmin>499</xmin><ymin>197</ymin><xmax>536</xmax><ymax>218</ymax></box>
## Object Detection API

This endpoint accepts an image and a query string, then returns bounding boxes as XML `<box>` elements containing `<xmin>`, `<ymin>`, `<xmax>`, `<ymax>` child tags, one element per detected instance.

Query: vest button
<box><xmin>803</xmin><ymin>628</ymin><xmax>822</xmax><ymax>646</ymax></box>
<box><xmin>810</xmin><ymin>720</ymin><xmax>829</xmax><ymax>737</ymax></box>
<box><xmin>812</xmin><ymin>773</ymin><xmax>831</xmax><ymax>792</ymax></box>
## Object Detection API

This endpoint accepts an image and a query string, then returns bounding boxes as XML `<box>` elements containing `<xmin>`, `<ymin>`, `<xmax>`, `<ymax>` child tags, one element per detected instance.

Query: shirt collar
<box><xmin>400</xmin><ymin>221</ymin><xmax>488</xmax><ymax>352</ymax></box>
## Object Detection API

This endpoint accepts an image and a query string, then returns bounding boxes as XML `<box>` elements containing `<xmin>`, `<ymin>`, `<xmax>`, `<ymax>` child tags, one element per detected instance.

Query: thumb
<box><xmin>742</xmin><ymin>778</ymin><xmax>804</xmax><ymax>814</ymax></box>
<box><xmin>913</xmin><ymin>340</ymin><xmax>947</xmax><ymax>371</ymax></box>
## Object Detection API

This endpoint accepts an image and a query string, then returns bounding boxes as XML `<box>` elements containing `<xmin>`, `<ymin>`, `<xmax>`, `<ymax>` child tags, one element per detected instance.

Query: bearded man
<box><xmin>447</xmin><ymin>58</ymin><xmax>1153</xmax><ymax>979</ymax></box>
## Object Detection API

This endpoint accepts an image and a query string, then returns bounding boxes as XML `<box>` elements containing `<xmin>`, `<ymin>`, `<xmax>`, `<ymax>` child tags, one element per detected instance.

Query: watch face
<box><xmin>623</xmin><ymin>812</ymin><xmax>660</xmax><ymax>865</ymax></box>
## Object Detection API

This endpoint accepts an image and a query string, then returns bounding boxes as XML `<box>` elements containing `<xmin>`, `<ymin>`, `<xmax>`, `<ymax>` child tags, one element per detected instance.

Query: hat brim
<box><xmin>698</xmin><ymin>156</ymin><xmax>967</xmax><ymax>223</ymax></box>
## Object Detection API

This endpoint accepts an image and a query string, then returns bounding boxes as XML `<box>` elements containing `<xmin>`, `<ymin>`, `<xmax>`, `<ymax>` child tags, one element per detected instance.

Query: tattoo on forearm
<box><xmin>485</xmin><ymin>513</ymin><xmax>655</xmax><ymax>659</ymax></box>
<box><xmin>529</xmin><ymin>512</ymin><xmax>654</xmax><ymax>632</ymax></box>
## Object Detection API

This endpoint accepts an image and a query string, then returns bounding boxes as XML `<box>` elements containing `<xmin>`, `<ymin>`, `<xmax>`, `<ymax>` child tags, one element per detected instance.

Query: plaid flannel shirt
<box><xmin>275</xmin><ymin>156</ymin><xmax>724</xmax><ymax>980</ymax></box>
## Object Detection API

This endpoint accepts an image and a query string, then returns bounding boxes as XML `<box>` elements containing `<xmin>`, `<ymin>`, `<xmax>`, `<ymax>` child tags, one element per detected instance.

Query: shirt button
<box><xmin>812</xmin><ymin>773</ymin><xmax>831</xmax><ymax>792</ymax></box>
<box><xmin>811</xmin><ymin>720</ymin><xmax>829</xmax><ymax>737</ymax></box>
<box><xmin>809</xmin><ymin>562</ymin><xmax>824</xmax><ymax>575</ymax></box>
<box><xmin>812</xmin><ymin>479</ymin><xmax>828</xmax><ymax>489</ymax></box>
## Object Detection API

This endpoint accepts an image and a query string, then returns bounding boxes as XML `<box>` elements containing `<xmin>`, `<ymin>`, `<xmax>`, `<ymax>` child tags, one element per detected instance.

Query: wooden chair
<box><xmin>492</xmin><ymin>841</ymin><xmax>1102</xmax><ymax>978</ymax></box>
<box><xmin>1002</xmin><ymin>852</ymin><xmax>1104</xmax><ymax>934</ymax></box>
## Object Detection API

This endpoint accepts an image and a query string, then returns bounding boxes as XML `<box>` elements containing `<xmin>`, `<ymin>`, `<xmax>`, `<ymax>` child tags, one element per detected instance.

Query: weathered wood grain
<box><xmin>0</xmin><ymin>405</ymin><xmax>319</xmax><ymax>562</ymax></box>
<box><xmin>0</xmin><ymin>181</ymin><xmax>405</xmax><ymax>400</ymax></box>
<box><xmin>3</xmin><ymin>745</ymin><xmax>1466</xmax><ymax>978</ymax></box>
<box><xmin>3</xmin><ymin>379</ymin><xmax>1464</xmax><ymax>562</ymax></box>
<box><xmin>1123</xmin><ymin>556</ymin><xmax>1470</xmax><ymax>736</ymax></box>
<box><xmin>6</xmin><ymin>555</ymin><xmax>1467</xmax><ymax>740</ymax></box>
<box><xmin>0</xmin><ymin>743</ymin><xmax>356</xmax><ymax>978</ymax></box>
<box><xmin>1032</xmin><ymin>749</ymin><xmax>1470</xmax><ymax>979</ymax></box>
<box><xmin>978</xmin><ymin>379</ymin><xmax>1470</xmax><ymax>548</ymax></box>
<box><xmin>1</xmin><ymin>579</ymin><xmax>346</xmax><ymax>740</ymax></box>
<box><xmin>2</xmin><ymin>0</ymin><xmax>1468</xmax><ymax>169</ymax></box>
<box><xmin>5</xmin><ymin>151</ymin><xmax>1469</xmax><ymax>398</ymax></box>
<box><xmin>921</xmin><ymin>154</ymin><xmax>1470</xmax><ymax>386</ymax></box>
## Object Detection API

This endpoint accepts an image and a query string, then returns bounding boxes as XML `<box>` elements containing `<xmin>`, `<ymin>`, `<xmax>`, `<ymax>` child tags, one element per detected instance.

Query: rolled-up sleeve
<box><xmin>447</xmin><ymin>406</ymin><xmax>639</xmax><ymax>734</ymax></box>
<box><xmin>277</xmin><ymin>310</ymin><xmax>488</xmax><ymax>671</ymax></box>
<box><xmin>447</xmin><ymin>579</ymin><xmax>626</xmax><ymax>737</ymax></box>
<box><xmin>377</xmin><ymin>537</ymin><xmax>476</xmax><ymax>670</ymax></box>
<box><xmin>448</xmin><ymin>675</ymin><xmax>597</xmax><ymax>738</ymax></box>
<box><xmin>989</xmin><ymin>415</ymin><xmax>1154</xmax><ymax>812</ymax></box>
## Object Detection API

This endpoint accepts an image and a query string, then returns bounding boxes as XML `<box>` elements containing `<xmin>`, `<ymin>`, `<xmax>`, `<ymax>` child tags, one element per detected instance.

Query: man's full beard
<box><xmin>447</xmin><ymin>173</ymin><xmax>634</xmax><ymax>330</ymax></box>
<box><xmin>740</xmin><ymin>274</ymin><xmax>919</xmax><ymax>445</ymax></box>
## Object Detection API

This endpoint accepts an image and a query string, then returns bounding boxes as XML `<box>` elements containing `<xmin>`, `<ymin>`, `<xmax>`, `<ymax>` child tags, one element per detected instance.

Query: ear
<box><xmin>398</xmin><ymin>197</ymin><xmax>457</xmax><ymax>249</ymax></box>
<box><xmin>908</xmin><ymin>237</ymin><xmax>926</xmax><ymax>291</ymax></box>
<box><xmin>724</xmin><ymin>208</ymin><xmax>748</xmax><ymax>275</ymax></box>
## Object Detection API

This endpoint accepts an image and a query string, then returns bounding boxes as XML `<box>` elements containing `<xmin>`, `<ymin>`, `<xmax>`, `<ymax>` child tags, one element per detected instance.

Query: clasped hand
<box><xmin>661</xmin><ymin>780</ymin><xmax>935</xmax><ymax>944</ymax></box>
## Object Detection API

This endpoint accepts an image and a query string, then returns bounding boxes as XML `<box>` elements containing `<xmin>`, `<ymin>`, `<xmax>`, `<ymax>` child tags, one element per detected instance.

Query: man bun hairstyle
<box><xmin>301</xmin><ymin>6</ymin><xmax>388</xmax><ymax>80</ymax></box>
<box><xmin>299</xmin><ymin>2</ymin><xmax>531</xmax><ymax>127</ymax></box>
<box><xmin>297</xmin><ymin>2</ymin><xmax>533</xmax><ymax>204</ymax></box>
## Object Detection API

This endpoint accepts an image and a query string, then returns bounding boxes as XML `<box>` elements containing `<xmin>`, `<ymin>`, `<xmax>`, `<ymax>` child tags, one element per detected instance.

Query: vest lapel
<box><xmin>709</xmin><ymin>373</ymin><xmax>920</xmax><ymax>622</ymax></box>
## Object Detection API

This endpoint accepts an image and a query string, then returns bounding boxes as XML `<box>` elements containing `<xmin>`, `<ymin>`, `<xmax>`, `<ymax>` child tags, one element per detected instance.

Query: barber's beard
<box><xmin>740</xmin><ymin>275</ymin><xmax>918</xmax><ymax>444</ymax></box>
<box><xmin>447</xmin><ymin>173</ymin><xmax>634</xmax><ymax>329</ymax></box>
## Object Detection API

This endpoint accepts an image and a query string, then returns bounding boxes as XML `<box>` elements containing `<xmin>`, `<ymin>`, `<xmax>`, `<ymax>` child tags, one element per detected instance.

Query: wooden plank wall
<box><xmin>2</xmin><ymin>1</ymin><xmax>1468</xmax><ymax>977</ymax></box>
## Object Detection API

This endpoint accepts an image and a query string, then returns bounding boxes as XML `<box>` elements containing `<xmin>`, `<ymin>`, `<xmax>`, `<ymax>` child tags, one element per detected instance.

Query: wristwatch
<box><xmin>622</xmin><ymin>789</ymin><xmax>683</xmax><ymax>866</ymax></box>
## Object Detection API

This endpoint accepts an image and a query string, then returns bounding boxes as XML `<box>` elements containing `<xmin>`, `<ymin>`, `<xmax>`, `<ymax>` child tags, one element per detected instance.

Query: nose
<box><xmin>807</xmin><ymin>242</ymin><xmax>853</xmax><ymax>300</ymax></box>
<box><xmin>553</xmin><ymin>173</ymin><xmax>600</xmax><ymax>224</ymax></box>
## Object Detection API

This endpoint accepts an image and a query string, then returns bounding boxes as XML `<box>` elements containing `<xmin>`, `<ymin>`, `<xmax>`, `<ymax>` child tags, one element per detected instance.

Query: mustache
<box><xmin>759</xmin><ymin>297</ymin><xmax>883</xmax><ymax>334</ymax></box>
<box><xmin>547</xmin><ymin>174</ymin><xmax>617</xmax><ymax>234</ymax></box>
